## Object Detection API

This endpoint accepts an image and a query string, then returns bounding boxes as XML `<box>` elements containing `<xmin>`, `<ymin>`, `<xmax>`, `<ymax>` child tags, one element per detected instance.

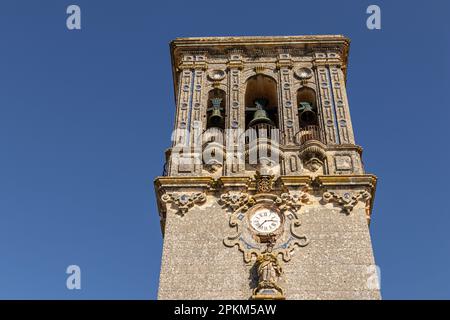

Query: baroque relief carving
<box><xmin>322</xmin><ymin>190</ymin><xmax>371</xmax><ymax>214</ymax></box>
<box><xmin>161</xmin><ymin>192</ymin><xmax>207</xmax><ymax>216</ymax></box>
<box><xmin>252</xmin><ymin>249</ymin><xmax>284</xmax><ymax>300</ymax></box>
<box><xmin>334</xmin><ymin>154</ymin><xmax>353</xmax><ymax>172</ymax></box>
<box><xmin>207</xmin><ymin>69</ymin><xmax>226</xmax><ymax>81</ymax></box>
<box><xmin>204</xmin><ymin>160</ymin><xmax>222</xmax><ymax>173</ymax></box>
<box><xmin>223</xmin><ymin>190</ymin><xmax>310</xmax><ymax>264</ymax></box>
<box><xmin>219</xmin><ymin>191</ymin><xmax>255</xmax><ymax>213</ymax></box>
<box><xmin>294</xmin><ymin>67</ymin><xmax>313</xmax><ymax>80</ymax></box>
<box><xmin>278</xmin><ymin>190</ymin><xmax>311</xmax><ymax>213</ymax></box>
<box><xmin>255</xmin><ymin>173</ymin><xmax>275</xmax><ymax>193</ymax></box>
<box><xmin>223</xmin><ymin>213</ymin><xmax>309</xmax><ymax>263</ymax></box>
<box><xmin>299</xmin><ymin>144</ymin><xmax>327</xmax><ymax>174</ymax></box>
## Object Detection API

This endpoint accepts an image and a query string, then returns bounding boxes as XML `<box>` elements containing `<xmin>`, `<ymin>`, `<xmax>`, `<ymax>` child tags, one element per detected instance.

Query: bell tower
<box><xmin>155</xmin><ymin>35</ymin><xmax>380</xmax><ymax>300</ymax></box>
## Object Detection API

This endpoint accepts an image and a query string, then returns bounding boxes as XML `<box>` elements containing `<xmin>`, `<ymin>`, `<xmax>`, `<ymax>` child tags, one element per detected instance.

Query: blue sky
<box><xmin>0</xmin><ymin>0</ymin><xmax>449</xmax><ymax>299</ymax></box>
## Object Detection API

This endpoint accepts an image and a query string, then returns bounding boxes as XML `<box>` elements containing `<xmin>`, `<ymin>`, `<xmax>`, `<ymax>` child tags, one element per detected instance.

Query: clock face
<box><xmin>250</xmin><ymin>208</ymin><xmax>282</xmax><ymax>234</ymax></box>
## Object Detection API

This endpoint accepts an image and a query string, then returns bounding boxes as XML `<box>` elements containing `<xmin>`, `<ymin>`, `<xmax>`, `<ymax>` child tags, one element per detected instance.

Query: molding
<box><xmin>218</xmin><ymin>176</ymin><xmax>252</xmax><ymax>190</ymax></box>
<box><xmin>154</xmin><ymin>176</ymin><xmax>214</xmax><ymax>190</ymax></box>
<box><xmin>279</xmin><ymin>176</ymin><xmax>312</xmax><ymax>190</ymax></box>
<box><xmin>154</xmin><ymin>174</ymin><xmax>378</xmax><ymax>229</ymax></box>
<box><xmin>170</xmin><ymin>35</ymin><xmax>350</xmax><ymax>99</ymax></box>
<box><xmin>155</xmin><ymin>174</ymin><xmax>376</xmax><ymax>191</ymax></box>
<box><xmin>316</xmin><ymin>174</ymin><xmax>377</xmax><ymax>188</ymax></box>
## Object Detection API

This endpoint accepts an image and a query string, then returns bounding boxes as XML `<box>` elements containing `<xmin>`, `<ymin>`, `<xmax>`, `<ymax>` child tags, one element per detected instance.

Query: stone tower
<box><xmin>155</xmin><ymin>35</ymin><xmax>380</xmax><ymax>300</ymax></box>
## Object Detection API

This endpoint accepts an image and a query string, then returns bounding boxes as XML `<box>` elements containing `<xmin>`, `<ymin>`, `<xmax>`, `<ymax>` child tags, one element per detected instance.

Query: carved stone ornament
<box><xmin>252</xmin><ymin>251</ymin><xmax>285</xmax><ymax>300</ymax></box>
<box><xmin>294</xmin><ymin>67</ymin><xmax>313</xmax><ymax>80</ymax></box>
<box><xmin>255</xmin><ymin>173</ymin><xmax>275</xmax><ymax>193</ymax></box>
<box><xmin>299</xmin><ymin>144</ymin><xmax>326</xmax><ymax>173</ymax></box>
<box><xmin>223</xmin><ymin>193</ymin><xmax>309</xmax><ymax>263</ymax></box>
<box><xmin>161</xmin><ymin>192</ymin><xmax>207</xmax><ymax>216</ymax></box>
<box><xmin>278</xmin><ymin>190</ymin><xmax>311</xmax><ymax>213</ymax></box>
<box><xmin>322</xmin><ymin>190</ymin><xmax>371</xmax><ymax>214</ymax></box>
<box><xmin>220</xmin><ymin>191</ymin><xmax>255</xmax><ymax>213</ymax></box>
<box><xmin>207</xmin><ymin>69</ymin><xmax>226</xmax><ymax>81</ymax></box>
<box><xmin>304</xmin><ymin>157</ymin><xmax>324</xmax><ymax>172</ymax></box>
<box><xmin>204</xmin><ymin>159</ymin><xmax>222</xmax><ymax>173</ymax></box>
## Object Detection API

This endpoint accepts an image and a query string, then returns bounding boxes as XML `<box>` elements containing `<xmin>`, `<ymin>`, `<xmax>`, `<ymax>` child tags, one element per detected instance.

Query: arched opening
<box><xmin>296</xmin><ymin>87</ymin><xmax>322</xmax><ymax>144</ymax></box>
<box><xmin>297</xmin><ymin>87</ymin><xmax>318</xmax><ymax>127</ymax></box>
<box><xmin>244</xmin><ymin>75</ymin><xmax>279</xmax><ymax>130</ymax></box>
<box><xmin>206</xmin><ymin>89</ymin><xmax>226</xmax><ymax>130</ymax></box>
<box><xmin>243</xmin><ymin>75</ymin><xmax>280</xmax><ymax>168</ymax></box>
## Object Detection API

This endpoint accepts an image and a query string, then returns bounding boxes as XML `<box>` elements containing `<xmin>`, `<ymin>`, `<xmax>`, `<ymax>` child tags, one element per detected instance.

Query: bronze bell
<box><xmin>248</xmin><ymin>98</ymin><xmax>274</xmax><ymax>127</ymax></box>
<box><xmin>249</xmin><ymin>109</ymin><xmax>274</xmax><ymax>127</ymax></box>
<box><xmin>208</xmin><ymin>97</ymin><xmax>224</xmax><ymax>127</ymax></box>
<box><xmin>298</xmin><ymin>102</ymin><xmax>317</xmax><ymax>124</ymax></box>
<box><xmin>208</xmin><ymin>107</ymin><xmax>224</xmax><ymax>126</ymax></box>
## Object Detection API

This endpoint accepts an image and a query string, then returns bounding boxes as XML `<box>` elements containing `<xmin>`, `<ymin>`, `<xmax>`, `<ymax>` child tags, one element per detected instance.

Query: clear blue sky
<box><xmin>0</xmin><ymin>0</ymin><xmax>449</xmax><ymax>299</ymax></box>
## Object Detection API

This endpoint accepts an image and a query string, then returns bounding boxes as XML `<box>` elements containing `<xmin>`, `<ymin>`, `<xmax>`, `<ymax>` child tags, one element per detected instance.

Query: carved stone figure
<box><xmin>252</xmin><ymin>250</ymin><xmax>284</xmax><ymax>299</ymax></box>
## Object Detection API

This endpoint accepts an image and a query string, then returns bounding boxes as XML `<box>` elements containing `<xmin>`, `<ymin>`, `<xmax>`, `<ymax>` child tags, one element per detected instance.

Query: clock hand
<box><xmin>258</xmin><ymin>219</ymin><xmax>277</xmax><ymax>228</ymax></box>
<box><xmin>258</xmin><ymin>220</ymin><xmax>268</xmax><ymax>228</ymax></box>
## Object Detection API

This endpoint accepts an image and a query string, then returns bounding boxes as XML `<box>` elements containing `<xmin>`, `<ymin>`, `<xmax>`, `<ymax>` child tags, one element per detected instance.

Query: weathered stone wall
<box><xmin>158</xmin><ymin>198</ymin><xmax>249</xmax><ymax>299</ymax></box>
<box><xmin>158</xmin><ymin>191</ymin><xmax>380</xmax><ymax>300</ymax></box>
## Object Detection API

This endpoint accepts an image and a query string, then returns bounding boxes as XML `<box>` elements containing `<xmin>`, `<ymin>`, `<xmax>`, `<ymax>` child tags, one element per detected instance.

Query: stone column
<box><xmin>329</xmin><ymin>62</ymin><xmax>356</xmax><ymax>144</ymax></box>
<box><xmin>225</xmin><ymin>52</ymin><xmax>245</xmax><ymax>175</ymax></box>
<box><xmin>277</xmin><ymin>54</ymin><xmax>296</xmax><ymax>146</ymax></box>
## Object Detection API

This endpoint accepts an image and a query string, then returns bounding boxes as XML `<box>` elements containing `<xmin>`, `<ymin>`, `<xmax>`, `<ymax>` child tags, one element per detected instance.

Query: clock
<box><xmin>249</xmin><ymin>207</ymin><xmax>282</xmax><ymax>234</ymax></box>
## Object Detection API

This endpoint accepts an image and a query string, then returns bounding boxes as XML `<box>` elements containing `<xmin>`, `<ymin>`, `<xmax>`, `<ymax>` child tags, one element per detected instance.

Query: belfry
<box><xmin>154</xmin><ymin>35</ymin><xmax>380</xmax><ymax>299</ymax></box>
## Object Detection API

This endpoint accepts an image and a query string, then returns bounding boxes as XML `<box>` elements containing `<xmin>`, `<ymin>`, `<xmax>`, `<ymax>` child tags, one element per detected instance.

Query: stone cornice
<box><xmin>218</xmin><ymin>176</ymin><xmax>252</xmax><ymax>189</ymax></box>
<box><xmin>154</xmin><ymin>174</ymin><xmax>377</xmax><ymax>231</ymax></box>
<box><xmin>327</xmin><ymin>144</ymin><xmax>364</xmax><ymax>156</ymax></box>
<box><xmin>154</xmin><ymin>176</ymin><xmax>214</xmax><ymax>191</ymax></box>
<box><xmin>170</xmin><ymin>35</ymin><xmax>350</xmax><ymax>99</ymax></box>
<box><xmin>279</xmin><ymin>176</ymin><xmax>312</xmax><ymax>188</ymax></box>
<box><xmin>166</xmin><ymin>143</ymin><xmax>364</xmax><ymax>157</ymax></box>
<box><xmin>154</xmin><ymin>174</ymin><xmax>376</xmax><ymax>190</ymax></box>
<box><xmin>316</xmin><ymin>174</ymin><xmax>377</xmax><ymax>188</ymax></box>
<box><xmin>171</xmin><ymin>35</ymin><xmax>350</xmax><ymax>55</ymax></box>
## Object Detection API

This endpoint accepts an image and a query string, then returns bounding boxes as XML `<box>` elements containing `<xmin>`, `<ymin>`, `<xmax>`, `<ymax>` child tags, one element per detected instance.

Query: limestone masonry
<box><xmin>154</xmin><ymin>35</ymin><xmax>380</xmax><ymax>300</ymax></box>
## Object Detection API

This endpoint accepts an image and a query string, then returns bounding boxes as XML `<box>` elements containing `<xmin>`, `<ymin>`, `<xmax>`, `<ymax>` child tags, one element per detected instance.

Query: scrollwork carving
<box><xmin>223</xmin><ymin>206</ymin><xmax>309</xmax><ymax>263</ymax></box>
<box><xmin>219</xmin><ymin>191</ymin><xmax>255</xmax><ymax>213</ymax></box>
<box><xmin>161</xmin><ymin>192</ymin><xmax>207</xmax><ymax>216</ymax></box>
<box><xmin>322</xmin><ymin>190</ymin><xmax>371</xmax><ymax>214</ymax></box>
<box><xmin>255</xmin><ymin>173</ymin><xmax>275</xmax><ymax>193</ymax></box>
<box><xmin>278</xmin><ymin>190</ymin><xmax>311</xmax><ymax>213</ymax></box>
